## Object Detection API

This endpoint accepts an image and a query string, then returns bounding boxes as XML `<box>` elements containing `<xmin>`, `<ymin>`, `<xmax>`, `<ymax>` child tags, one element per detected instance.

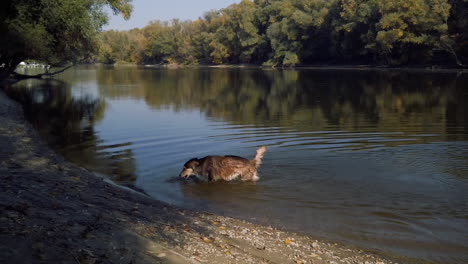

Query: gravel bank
<box><xmin>0</xmin><ymin>88</ymin><xmax>402</xmax><ymax>264</ymax></box>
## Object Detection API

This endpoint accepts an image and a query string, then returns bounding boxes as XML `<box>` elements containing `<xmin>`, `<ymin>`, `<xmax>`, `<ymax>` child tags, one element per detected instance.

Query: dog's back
<box><xmin>202</xmin><ymin>155</ymin><xmax>254</xmax><ymax>181</ymax></box>
<box><xmin>179</xmin><ymin>146</ymin><xmax>267</xmax><ymax>181</ymax></box>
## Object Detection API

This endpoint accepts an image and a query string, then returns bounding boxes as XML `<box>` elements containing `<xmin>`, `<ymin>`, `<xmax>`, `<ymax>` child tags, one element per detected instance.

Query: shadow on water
<box><xmin>5</xmin><ymin>78</ymin><xmax>137</xmax><ymax>186</ymax></box>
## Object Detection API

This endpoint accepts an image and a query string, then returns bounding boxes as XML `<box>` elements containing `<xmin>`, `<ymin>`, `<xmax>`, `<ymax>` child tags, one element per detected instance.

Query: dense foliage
<box><xmin>0</xmin><ymin>0</ymin><xmax>132</xmax><ymax>74</ymax></box>
<box><xmin>97</xmin><ymin>0</ymin><xmax>467</xmax><ymax>66</ymax></box>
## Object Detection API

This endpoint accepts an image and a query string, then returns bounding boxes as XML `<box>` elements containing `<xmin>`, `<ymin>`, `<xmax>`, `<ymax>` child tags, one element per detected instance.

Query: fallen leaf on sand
<box><xmin>284</xmin><ymin>238</ymin><xmax>292</xmax><ymax>245</ymax></box>
<box><xmin>202</xmin><ymin>237</ymin><xmax>213</xmax><ymax>243</ymax></box>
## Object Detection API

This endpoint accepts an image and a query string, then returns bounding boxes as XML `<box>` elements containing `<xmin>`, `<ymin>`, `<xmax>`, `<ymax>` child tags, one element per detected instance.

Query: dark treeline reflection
<box><xmin>6</xmin><ymin>78</ymin><xmax>137</xmax><ymax>185</ymax></box>
<box><xmin>96</xmin><ymin>66</ymin><xmax>468</xmax><ymax>145</ymax></box>
<box><xmin>7</xmin><ymin>67</ymin><xmax>466</xmax><ymax>184</ymax></box>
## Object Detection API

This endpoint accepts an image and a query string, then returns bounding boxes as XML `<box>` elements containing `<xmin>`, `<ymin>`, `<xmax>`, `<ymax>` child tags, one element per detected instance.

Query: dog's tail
<box><xmin>253</xmin><ymin>146</ymin><xmax>267</xmax><ymax>168</ymax></box>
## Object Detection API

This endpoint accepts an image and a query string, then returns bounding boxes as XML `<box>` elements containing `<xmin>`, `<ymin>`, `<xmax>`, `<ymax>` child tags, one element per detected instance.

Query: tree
<box><xmin>189</xmin><ymin>19</ymin><xmax>215</xmax><ymax>64</ymax></box>
<box><xmin>220</xmin><ymin>0</ymin><xmax>263</xmax><ymax>63</ymax></box>
<box><xmin>265</xmin><ymin>0</ymin><xmax>332</xmax><ymax>67</ymax></box>
<box><xmin>139</xmin><ymin>21</ymin><xmax>179</xmax><ymax>64</ymax></box>
<box><xmin>98</xmin><ymin>30</ymin><xmax>140</xmax><ymax>64</ymax></box>
<box><xmin>204</xmin><ymin>10</ymin><xmax>231</xmax><ymax>64</ymax></box>
<box><xmin>330</xmin><ymin>0</ymin><xmax>380</xmax><ymax>63</ymax></box>
<box><xmin>447</xmin><ymin>0</ymin><xmax>468</xmax><ymax>65</ymax></box>
<box><xmin>0</xmin><ymin>0</ymin><xmax>133</xmax><ymax>76</ymax></box>
<box><xmin>375</xmin><ymin>0</ymin><xmax>452</xmax><ymax>64</ymax></box>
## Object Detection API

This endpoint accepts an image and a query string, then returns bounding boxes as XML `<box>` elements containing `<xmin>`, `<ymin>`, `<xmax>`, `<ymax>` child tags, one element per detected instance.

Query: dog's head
<box><xmin>179</xmin><ymin>158</ymin><xmax>200</xmax><ymax>179</ymax></box>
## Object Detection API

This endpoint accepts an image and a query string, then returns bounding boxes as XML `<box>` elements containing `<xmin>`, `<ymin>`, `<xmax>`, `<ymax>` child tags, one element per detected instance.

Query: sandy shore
<box><xmin>0</xmin><ymin>88</ymin><xmax>402</xmax><ymax>264</ymax></box>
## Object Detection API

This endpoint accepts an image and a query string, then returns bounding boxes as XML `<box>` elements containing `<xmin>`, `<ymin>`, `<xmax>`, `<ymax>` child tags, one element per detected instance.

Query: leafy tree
<box><xmin>375</xmin><ymin>0</ymin><xmax>453</xmax><ymax>64</ymax></box>
<box><xmin>139</xmin><ymin>21</ymin><xmax>171</xmax><ymax>63</ymax></box>
<box><xmin>447</xmin><ymin>0</ymin><xmax>468</xmax><ymax>65</ymax></box>
<box><xmin>190</xmin><ymin>19</ymin><xmax>216</xmax><ymax>64</ymax></box>
<box><xmin>202</xmin><ymin>10</ymin><xmax>232</xmax><ymax>64</ymax></box>
<box><xmin>169</xmin><ymin>19</ymin><xmax>198</xmax><ymax>64</ymax></box>
<box><xmin>0</xmin><ymin>0</ymin><xmax>132</xmax><ymax>76</ymax></box>
<box><xmin>330</xmin><ymin>0</ymin><xmax>380</xmax><ymax>63</ymax></box>
<box><xmin>221</xmin><ymin>0</ymin><xmax>263</xmax><ymax>63</ymax></box>
<box><xmin>265</xmin><ymin>0</ymin><xmax>332</xmax><ymax>66</ymax></box>
<box><xmin>138</xmin><ymin>20</ymin><xmax>196</xmax><ymax>64</ymax></box>
<box><xmin>98</xmin><ymin>30</ymin><xmax>140</xmax><ymax>64</ymax></box>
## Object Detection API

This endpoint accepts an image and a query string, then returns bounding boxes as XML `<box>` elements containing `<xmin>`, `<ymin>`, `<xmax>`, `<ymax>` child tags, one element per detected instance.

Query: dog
<box><xmin>179</xmin><ymin>146</ymin><xmax>267</xmax><ymax>181</ymax></box>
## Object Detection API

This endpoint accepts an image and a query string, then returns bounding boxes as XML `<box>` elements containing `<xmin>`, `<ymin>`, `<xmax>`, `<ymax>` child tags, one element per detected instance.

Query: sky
<box><xmin>104</xmin><ymin>0</ymin><xmax>240</xmax><ymax>30</ymax></box>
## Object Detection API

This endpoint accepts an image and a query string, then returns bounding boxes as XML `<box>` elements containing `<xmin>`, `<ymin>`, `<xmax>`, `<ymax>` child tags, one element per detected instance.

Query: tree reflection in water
<box><xmin>6</xmin><ymin>78</ymin><xmax>137</xmax><ymax>185</ymax></box>
<box><xmin>95</xmin><ymin>67</ymin><xmax>468</xmax><ymax>145</ymax></box>
<box><xmin>6</xmin><ymin>66</ymin><xmax>468</xmax><ymax>184</ymax></box>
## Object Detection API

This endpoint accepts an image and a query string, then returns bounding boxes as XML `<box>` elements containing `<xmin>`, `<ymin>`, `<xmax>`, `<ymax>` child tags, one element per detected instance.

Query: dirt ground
<box><xmin>0</xmin><ymin>88</ymin><xmax>402</xmax><ymax>264</ymax></box>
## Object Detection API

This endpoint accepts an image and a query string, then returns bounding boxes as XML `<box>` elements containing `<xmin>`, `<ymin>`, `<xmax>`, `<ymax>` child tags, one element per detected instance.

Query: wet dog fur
<box><xmin>179</xmin><ymin>146</ymin><xmax>267</xmax><ymax>181</ymax></box>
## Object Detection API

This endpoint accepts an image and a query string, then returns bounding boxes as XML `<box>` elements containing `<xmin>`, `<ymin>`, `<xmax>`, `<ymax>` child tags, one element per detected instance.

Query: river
<box><xmin>6</xmin><ymin>65</ymin><xmax>468</xmax><ymax>263</ymax></box>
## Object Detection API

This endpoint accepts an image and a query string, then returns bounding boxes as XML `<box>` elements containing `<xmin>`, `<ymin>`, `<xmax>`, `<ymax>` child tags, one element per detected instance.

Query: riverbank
<box><xmin>113</xmin><ymin>62</ymin><xmax>468</xmax><ymax>74</ymax></box>
<box><xmin>0</xmin><ymin>87</ymin><xmax>401</xmax><ymax>264</ymax></box>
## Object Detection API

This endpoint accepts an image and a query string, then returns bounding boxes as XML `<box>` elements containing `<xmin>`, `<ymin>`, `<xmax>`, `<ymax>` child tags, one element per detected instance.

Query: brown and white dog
<box><xmin>179</xmin><ymin>146</ymin><xmax>267</xmax><ymax>181</ymax></box>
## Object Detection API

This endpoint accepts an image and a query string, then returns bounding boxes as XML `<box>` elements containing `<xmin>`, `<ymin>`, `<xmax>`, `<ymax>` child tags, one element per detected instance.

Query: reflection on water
<box><xmin>5</xmin><ymin>66</ymin><xmax>468</xmax><ymax>263</ymax></box>
<box><xmin>6</xmin><ymin>78</ymin><xmax>137</xmax><ymax>185</ymax></box>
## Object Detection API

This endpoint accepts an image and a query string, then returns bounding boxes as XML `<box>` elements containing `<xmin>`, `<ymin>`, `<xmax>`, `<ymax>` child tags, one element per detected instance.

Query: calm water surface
<box><xmin>7</xmin><ymin>66</ymin><xmax>468</xmax><ymax>263</ymax></box>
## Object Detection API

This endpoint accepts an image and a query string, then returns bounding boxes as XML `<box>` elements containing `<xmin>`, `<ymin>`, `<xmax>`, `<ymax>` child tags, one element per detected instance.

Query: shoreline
<box><xmin>102</xmin><ymin>62</ymin><xmax>468</xmax><ymax>73</ymax></box>
<box><xmin>1</xmin><ymin>87</ymin><xmax>408</xmax><ymax>264</ymax></box>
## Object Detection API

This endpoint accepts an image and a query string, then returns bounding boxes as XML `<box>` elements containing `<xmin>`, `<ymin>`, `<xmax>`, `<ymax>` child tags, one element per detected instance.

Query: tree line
<box><xmin>1</xmin><ymin>0</ymin><xmax>466</xmax><ymax>74</ymax></box>
<box><xmin>97</xmin><ymin>0</ymin><xmax>468</xmax><ymax>67</ymax></box>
